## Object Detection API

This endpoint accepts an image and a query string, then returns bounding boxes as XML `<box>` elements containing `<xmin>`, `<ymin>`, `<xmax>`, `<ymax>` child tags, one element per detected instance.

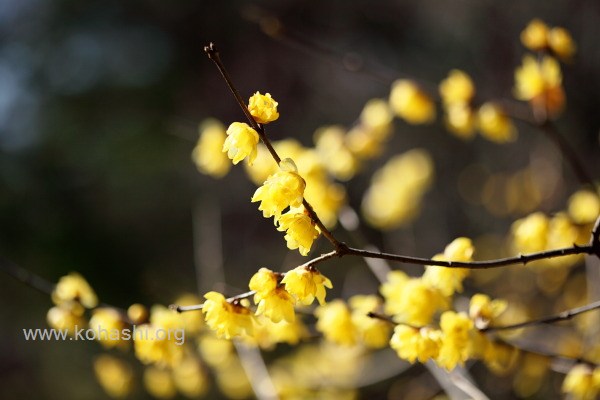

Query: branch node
<box><xmin>204</xmin><ymin>42</ymin><xmax>218</xmax><ymax>59</ymax></box>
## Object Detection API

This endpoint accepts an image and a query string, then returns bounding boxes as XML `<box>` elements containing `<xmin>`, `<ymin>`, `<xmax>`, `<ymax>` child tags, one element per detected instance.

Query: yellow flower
<box><xmin>46</xmin><ymin>303</ymin><xmax>86</xmax><ymax>336</ymax></box>
<box><xmin>568</xmin><ymin>190</ymin><xmax>600</xmax><ymax>225</ymax></box>
<box><xmin>362</xmin><ymin>149</ymin><xmax>434</xmax><ymax>230</ymax></box>
<box><xmin>277</xmin><ymin>207</ymin><xmax>320</xmax><ymax>256</ymax></box>
<box><xmin>436</xmin><ymin>311</ymin><xmax>474</xmax><ymax>370</ymax></box>
<box><xmin>251</xmin><ymin>316</ymin><xmax>308</xmax><ymax>349</ymax></box>
<box><xmin>469</xmin><ymin>294</ymin><xmax>507</xmax><ymax>329</ymax></box>
<box><xmin>359</xmin><ymin>98</ymin><xmax>394</xmax><ymax>139</ymax></box>
<box><xmin>477</xmin><ymin>102</ymin><xmax>517</xmax><ymax>143</ymax></box>
<box><xmin>315</xmin><ymin>300</ymin><xmax>356</xmax><ymax>346</ymax></box>
<box><xmin>88</xmin><ymin>308</ymin><xmax>128</xmax><ymax>349</ymax></box>
<box><xmin>93</xmin><ymin>355</ymin><xmax>134</xmax><ymax>399</ymax></box>
<box><xmin>514</xmin><ymin>55</ymin><xmax>565</xmax><ymax>117</ymax></box>
<box><xmin>349</xmin><ymin>295</ymin><xmax>392</xmax><ymax>348</ymax></box>
<box><xmin>314</xmin><ymin>125</ymin><xmax>359</xmax><ymax>181</ymax></box>
<box><xmin>52</xmin><ymin>272</ymin><xmax>98</xmax><ymax>308</ymax></box>
<box><xmin>483</xmin><ymin>341</ymin><xmax>520</xmax><ymax>375</ymax></box>
<box><xmin>172</xmin><ymin>357</ymin><xmax>209</xmax><ymax>398</ymax></box>
<box><xmin>223</xmin><ymin>122</ymin><xmax>260</xmax><ymax>165</ymax></box>
<box><xmin>248</xmin><ymin>92</ymin><xmax>279</xmax><ymax>124</ymax></box>
<box><xmin>439</xmin><ymin>70</ymin><xmax>475</xmax><ymax>105</ymax></box>
<box><xmin>390</xmin><ymin>325</ymin><xmax>442</xmax><ymax>363</ymax></box>
<box><xmin>251</xmin><ymin>158</ymin><xmax>306</xmax><ymax>219</ymax></box>
<box><xmin>511</xmin><ymin>211</ymin><xmax>549</xmax><ymax>253</ymax></box>
<box><xmin>202</xmin><ymin>291</ymin><xmax>254</xmax><ymax>339</ymax></box>
<box><xmin>192</xmin><ymin>119</ymin><xmax>231</xmax><ymax>178</ymax></box>
<box><xmin>520</xmin><ymin>19</ymin><xmax>550</xmax><ymax>51</ymax></box>
<box><xmin>548</xmin><ymin>27</ymin><xmax>576</xmax><ymax>61</ymax></box>
<box><xmin>381</xmin><ymin>273</ymin><xmax>447</xmax><ymax>326</ymax></box>
<box><xmin>423</xmin><ymin>237</ymin><xmax>473</xmax><ymax>297</ymax></box>
<box><xmin>248</xmin><ymin>268</ymin><xmax>295</xmax><ymax>322</ymax></box>
<box><xmin>389</xmin><ymin>80</ymin><xmax>436</xmax><ymax>124</ymax></box>
<box><xmin>281</xmin><ymin>265</ymin><xmax>332</xmax><ymax>306</ymax></box>
<box><xmin>562</xmin><ymin>364</ymin><xmax>600</xmax><ymax>400</ymax></box>
<box><xmin>444</xmin><ymin>102</ymin><xmax>476</xmax><ymax>140</ymax></box>
<box><xmin>143</xmin><ymin>366</ymin><xmax>176</xmax><ymax>399</ymax></box>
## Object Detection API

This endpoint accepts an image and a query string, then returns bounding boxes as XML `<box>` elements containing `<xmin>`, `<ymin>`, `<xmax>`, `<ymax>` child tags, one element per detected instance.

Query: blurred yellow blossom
<box><xmin>423</xmin><ymin>237</ymin><xmax>474</xmax><ymax>297</ymax></box>
<box><xmin>192</xmin><ymin>119</ymin><xmax>231</xmax><ymax>178</ymax></box>
<box><xmin>477</xmin><ymin>102</ymin><xmax>517</xmax><ymax>143</ymax></box>
<box><xmin>93</xmin><ymin>355</ymin><xmax>134</xmax><ymax>399</ymax></box>
<box><xmin>568</xmin><ymin>190</ymin><xmax>600</xmax><ymax>224</ymax></box>
<box><xmin>514</xmin><ymin>55</ymin><xmax>564</xmax><ymax>117</ymax></box>
<box><xmin>390</xmin><ymin>325</ymin><xmax>442</xmax><ymax>363</ymax></box>
<box><xmin>52</xmin><ymin>272</ymin><xmax>98</xmax><ymax>308</ymax></box>
<box><xmin>511</xmin><ymin>212</ymin><xmax>549</xmax><ymax>253</ymax></box>
<box><xmin>252</xmin><ymin>158</ymin><xmax>306</xmax><ymax>219</ymax></box>
<box><xmin>439</xmin><ymin>70</ymin><xmax>475</xmax><ymax>105</ymax></box>
<box><xmin>349</xmin><ymin>294</ymin><xmax>392</xmax><ymax>348</ymax></box>
<box><xmin>143</xmin><ymin>366</ymin><xmax>176</xmax><ymax>399</ymax></box>
<box><xmin>548</xmin><ymin>27</ymin><xmax>576</xmax><ymax>60</ymax></box>
<box><xmin>562</xmin><ymin>364</ymin><xmax>600</xmax><ymax>400</ymax></box>
<box><xmin>46</xmin><ymin>303</ymin><xmax>86</xmax><ymax>336</ymax></box>
<box><xmin>88</xmin><ymin>308</ymin><xmax>128</xmax><ymax>349</ymax></box>
<box><xmin>172</xmin><ymin>357</ymin><xmax>209</xmax><ymax>398</ymax></box>
<box><xmin>362</xmin><ymin>149</ymin><xmax>434</xmax><ymax>229</ymax></box>
<box><xmin>359</xmin><ymin>98</ymin><xmax>394</xmax><ymax>138</ymax></box>
<box><xmin>281</xmin><ymin>266</ymin><xmax>332</xmax><ymax>306</ymax></box>
<box><xmin>223</xmin><ymin>122</ymin><xmax>260</xmax><ymax>165</ymax></box>
<box><xmin>248</xmin><ymin>91</ymin><xmax>279</xmax><ymax>124</ymax></box>
<box><xmin>520</xmin><ymin>19</ymin><xmax>550</xmax><ymax>51</ymax></box>
<box><xmin>444</xmin><ymin>102</ymin><xmax>476</xmax><ymax>139</ymax></box>
<box><xmin>389</xmin><ymin>80</ymin><xmax>436</xmax><ymax>124</ymax></box>
<box><xmin>314</xmin><ymin>125</ymin><xmax>359</xmax><ymax>181</ymax></box>
<box><xmin>315</xmin><ymin>299</ymin><xmax>357</xmax><ymax>346</ymax></box>
<box><xmin>277</xmin><ymin>207</ymin><xmax>320</xmax><ymax>256</ymax></box>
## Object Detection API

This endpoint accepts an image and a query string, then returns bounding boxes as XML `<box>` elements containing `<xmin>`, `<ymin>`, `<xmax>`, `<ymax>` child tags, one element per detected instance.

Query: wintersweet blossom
<box><xmin>562</xmin><ymin>364</ymin><xmax>600</xmax><ymax>400</ymax></box>
<box><xmin>192</xmin><ymin>119</ymin><xmax>231</xmax><ymax>177</ymax></box>
<box><xmin>436</xmin><ymin>311</ymin><xmax>474</xmax><ymax>370</ymax></box>
<box><xmin>477</xmin><ymin>102</ymin><xmax>517</xmax><ymax>143</ymax></box>
<box><xmin>388</xmin><ymin>80</ymin><xmax>436</xmax><ymax>124</ymax></box>
<box><xmin>277</xmin><ymin>207</ymin><xmax>320</xmax><ymax>256</ymax></box>
<box><xmin>223</xmin><ymin>122</ymin><xmax>260</xmax><ymax>165</ymax></box>
<box><xmin>469</xmin><ymin>294</ymin><xmax>508</xmax><ymax>329</ymax></box>
<box><xmin>390</xmin><ymin>325</ymin><xmax>442</xmax><ymax>364</ymax></box>
<box><xmin>520</xmin><ymin>19</ymin><xmax>549</xmax><ymax>51</ymax></box>
<box><xmin>248</xmin><ymin>92</ymin><xmax>279</xmax><ymax>124</ymax></box>
<box><xmin>422</xmin><ymin>237</ymin><xmax>474</xmax><ymax>297</ymax></box>
<box><xmin>201</xmin><ymin>291</ymin><xmax>254</xmax><ymax>339</ymax></box>
<box><xmin>251</xmin><ymin>158</ymin><xmax>306</xmax><ymax>219</ymax></box>
<box><xmin>349</xmin><ymin>295</ymin><xmax>392</xmax><ymax>348</ymax></box>
<box><xmin>281</xmin><ymin>266</ymin><xmax>332</xmax><ymax>306</ymax></box>
<box><xmin>514</xmin><ymin>55</ymin><xmax>565</xmax><ymax>117</ymax></box>
<box><xmin>439</xmin><ymin>70</ymin><xmax>475</xmax><ymax>105</ymax></box>
<box><xmin>315</xmin><ymin>300</ymin><xmax>356</xmax><ymax>346</ymax></box>
<box><xmin>52</xmin><ymin>272</ymin><xmax>98</xmax><ymax>308</ymax></box>
<box><xmin>249</xmin><ymin>268</ymin><xmax>296</xmax><ymax>323</ymax></box>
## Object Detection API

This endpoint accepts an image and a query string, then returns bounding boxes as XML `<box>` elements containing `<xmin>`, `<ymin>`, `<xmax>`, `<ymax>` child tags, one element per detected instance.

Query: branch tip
<box><xmin>204</xmin><ymin>42</ymin><xmax>218</xmax><ymax>59</ymax></box>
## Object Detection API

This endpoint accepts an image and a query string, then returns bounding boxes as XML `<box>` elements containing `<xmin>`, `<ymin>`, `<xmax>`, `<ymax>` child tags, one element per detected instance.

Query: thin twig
<box><xmin>481</xmin><ymin>299</ymin><xmax>600</xmax><ymax>333</ymax></box>
<box><xmin>170</xmin><ymin>290</ymin><xmax>255</xmax><ymax>313</ymax></box>
<box><xmin>0</xmin><ymin>256</ymin><xmax>55</xmax><ymax>296</ymax></box>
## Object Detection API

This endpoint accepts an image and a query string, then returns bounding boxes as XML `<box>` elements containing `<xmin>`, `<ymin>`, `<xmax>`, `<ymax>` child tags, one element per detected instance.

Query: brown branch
<box><xmin>481</xmin><ymin>299</ymin><xmax>600</xmax><ymax>333</ymax></box>
<box><xmin>345</xmin><ymin>243</ymin><xmax>593</xmax><ymax>269</ymax></box>
<box><xmin>0</xmin><ymin>256</ymin><xmax>55</xmax><ymax>296</ymax></box>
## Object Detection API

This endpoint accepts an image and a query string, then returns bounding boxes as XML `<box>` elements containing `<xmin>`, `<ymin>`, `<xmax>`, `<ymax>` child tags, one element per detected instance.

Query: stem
<box><xmin>345</xmin><ymin>243</ymin><xmax>592</xmax><ymax>269</ymax></box>
<box><xmin>204</xmin><ymin>42</ymin><xmax>344</xmax><ymax>250</ymax></box>
<box><xmin>0</xmin><ymin>256</ymin><xmax>55</xmax><ymax>296</ymax></box>
<box><xmin>481</xmin><ymin>299</ymin><xmax>600</xmax><ymax>333</ymax></box>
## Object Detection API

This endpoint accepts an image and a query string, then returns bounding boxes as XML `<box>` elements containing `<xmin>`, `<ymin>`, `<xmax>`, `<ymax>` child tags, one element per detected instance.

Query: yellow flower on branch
<box><xmin>202</xmin><ymin>291</ymin><xmax>254</xmax><ymax>339</ymax></box>
<box><xmin>562</xmin><ymin>364</ymin><xmax>600</xmax><ymax>400</ymax></box>
<box><xmin>422</xmin><ymin>237</ymin><xmax>474</xmax><ymax>297</ymax></box>
<box><xmin>514</xmin><ymin>55</ymin><xmax>565</xmax><ymax>117</ymax></box>
<box><xmin>52</xmin><ymin>272</ymin><xmax>98</xmax><ymax>309</ymax></box>
<box><xmin>251</xmin><ymin>158</ymin><xmax>306</xmax><ymax>219</ymax></box>
<box><xmin>477</xmin><ymin>102</ymin><xmax>517</xmax><ymax>143</ymax></box>
<box><xmin>390</xmin><ymin>325</ymin><xmax>442</xmax><ymax>364</ymax></box>
<box><xmin>548</xmin><ymin>27</ymin><xmax>576</xmax><ymax>61</ymax></box>
<box><xmin>223</xmin><ymin>122</ymin><xmax>260</xmax><ymax>165</ymax></box>
<box><xmin>248</xmin><ymin>92</ymin><xmax>279</xmax><ymax>124</ymax></box>
<box><xmin>436</xmin><ymin>311</ymin><xmax>474</xmax><ymax>370</ymax></box>
<box><xmin>249</xmin><ymin>268</ymin><xmax>296</xmax><ymax>323</ymax></box>
<box><xmin>281</xmin><ymin>265</ymin><xmax>332</xmax><ymax>306</ymax></box>
<box><xmin>349</xmin><ymin>294</ymin><xmax>392</xmax><ymax>348</ymax></box>
<box><xmin>389</xmin><ymin>80</ymin><xmax>436</xmax><ymax>124</ymax></box>
<box><xmin>469</xmin><ymin>293</ymin><xmax>507</xmax><ymax>329</ymax></box>
<box><xmin>277</xmin><ymin>207</ymin><xmax>320</xmax><ymax>256</ymax></box>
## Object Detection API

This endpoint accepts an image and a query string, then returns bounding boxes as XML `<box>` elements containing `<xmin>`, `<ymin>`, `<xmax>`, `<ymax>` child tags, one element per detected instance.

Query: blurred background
<box><xmin>1</xmin><ymin>0</ymin><xmax>599</xmax><ymax>399</ymax></box>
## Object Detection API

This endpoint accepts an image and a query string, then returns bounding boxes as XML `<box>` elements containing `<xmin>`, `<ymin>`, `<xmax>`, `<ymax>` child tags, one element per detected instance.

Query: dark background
<box><xmin>1</xmin><ymin>0</ymin><xmax>599</xmax><ymax>398</ymax></box>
